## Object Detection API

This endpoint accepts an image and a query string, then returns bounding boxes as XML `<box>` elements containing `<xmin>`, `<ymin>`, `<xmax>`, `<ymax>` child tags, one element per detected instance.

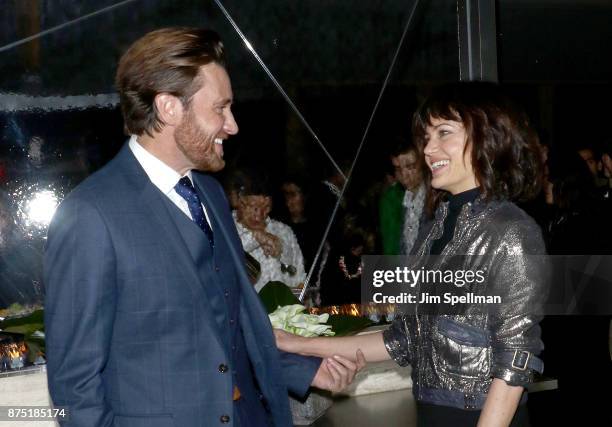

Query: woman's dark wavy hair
<box><xmin>412</xmin><ymin>82</ymin><xmax>543</xmax><ymax>216</ymax></box>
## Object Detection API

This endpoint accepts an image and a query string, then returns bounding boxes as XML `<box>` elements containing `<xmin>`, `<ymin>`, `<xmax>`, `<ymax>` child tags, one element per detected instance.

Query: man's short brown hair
<box><xmin>116</xmin><ymin>27</ymin><xmax>225</xmax><ymax>137</ymax></box>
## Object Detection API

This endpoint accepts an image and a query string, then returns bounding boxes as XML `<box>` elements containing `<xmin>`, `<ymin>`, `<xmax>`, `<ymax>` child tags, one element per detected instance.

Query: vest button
<box><xmin>220</xmin><ymin>414</ymin><xmax>230</xmax><ymax>423</ymax></box>
<box><xmin>218</xmin><ymin>364</ymin><xmax>228</xmax><ymax>373</ymax></box>
<box><xmin>224</xmin><ymin>290</ymin><xmax>229</xmax><ymax>298</ymax></box>
<box><xmin>215</xmin><ymin>265</ymin><xmax>220</xmax><ymax>272</ymax></box>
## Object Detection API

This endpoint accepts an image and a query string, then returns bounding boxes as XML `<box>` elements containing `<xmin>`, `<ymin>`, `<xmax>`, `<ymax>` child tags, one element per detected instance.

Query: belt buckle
<box><xmin>511</xmin><ymin>350</ymin><xmax>530</xmax><ymax>371</ymax></box>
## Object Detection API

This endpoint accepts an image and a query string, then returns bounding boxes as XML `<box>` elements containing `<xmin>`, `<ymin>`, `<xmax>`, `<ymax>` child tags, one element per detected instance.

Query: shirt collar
<box><xmin>403</xmin><ymin>183</ymin><xmax>425</xmax><ymax>208</ymax></box>
<box><xmin>128</xmin><ymin>135</ymin><xmax>192</xmax><ymax>195</ymax></box>
<box><xmin>404</xmin><ymin>183</ymin><xmax>425</xmax><ymax>200</ymax></box>
<box><xmin>448</xmin><ymin>187</ymin><xmax>480</xmax><ymax>211</ymax></box>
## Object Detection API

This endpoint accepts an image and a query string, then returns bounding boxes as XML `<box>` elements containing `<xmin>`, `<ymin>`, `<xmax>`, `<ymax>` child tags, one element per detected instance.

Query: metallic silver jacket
<box><xmin>383</xmin><ymin>197</ymin><xmax>549</xmax><ymax>410</ymax></box>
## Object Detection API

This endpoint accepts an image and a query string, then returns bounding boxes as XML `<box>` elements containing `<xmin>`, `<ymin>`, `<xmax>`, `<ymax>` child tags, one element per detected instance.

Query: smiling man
<box><xmin>43</xmin><ymin>28</ymin><xmax>363</xmax><ymax>427</ymax></box>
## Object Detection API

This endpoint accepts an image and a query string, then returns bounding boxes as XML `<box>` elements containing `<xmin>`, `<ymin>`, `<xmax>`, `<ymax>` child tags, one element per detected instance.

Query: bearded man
<box><xmin>44</xmin><ymin>28</ymin><xmax>363</xmax><ymax>427</ymax></box>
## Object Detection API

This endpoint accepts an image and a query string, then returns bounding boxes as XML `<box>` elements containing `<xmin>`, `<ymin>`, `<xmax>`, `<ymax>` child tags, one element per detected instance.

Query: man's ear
<box><xmin>154</xmin><ymin>93</ymin><xmax>184</xmax><ymax>127</ymax></box>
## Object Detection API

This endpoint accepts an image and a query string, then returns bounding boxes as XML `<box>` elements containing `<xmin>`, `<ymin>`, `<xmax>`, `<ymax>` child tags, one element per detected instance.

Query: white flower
<box><xmin>269</xmin><ymin>304</ymin><xmax>334</xmax><ymax>337</ymax></box>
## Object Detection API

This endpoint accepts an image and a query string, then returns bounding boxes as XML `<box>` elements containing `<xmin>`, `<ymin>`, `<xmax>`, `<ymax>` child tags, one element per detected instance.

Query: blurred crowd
<box><xmin>225</xmin><ymin>136</ymin><xmax>612</xmax><ymax>303</ymax></box>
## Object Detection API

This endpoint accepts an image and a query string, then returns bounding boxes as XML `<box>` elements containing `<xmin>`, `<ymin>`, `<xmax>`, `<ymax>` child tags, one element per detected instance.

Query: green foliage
<box><xmin>7</xmin><ymin>303</ymin><xmax>24</xmax><ymax>314</ymax></box>
<box><xmin>325</xmin><ymin>315</ymin><xmax>372</xmax><ymax>337</ymax></box>
<box><xmin>2</xmin><ymin>323</ymin><xmax>44</xmax><ymax>335</ymax></box>
<box><xmin>0</xmin><ymin>310</ymin><xmax>44</xmax><ymax>329</ymax></box>
<box><xmin>258</xmin><ymin>281</ymin><xmax>300</xmax><ymax>313</ymax></box>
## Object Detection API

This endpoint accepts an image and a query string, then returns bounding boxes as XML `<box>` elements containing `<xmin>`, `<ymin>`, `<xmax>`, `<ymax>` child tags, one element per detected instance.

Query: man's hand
<box><xmin>311</xmin><ymin>350</ymin><xmax>366</xmax><ymax>393</ymax></box>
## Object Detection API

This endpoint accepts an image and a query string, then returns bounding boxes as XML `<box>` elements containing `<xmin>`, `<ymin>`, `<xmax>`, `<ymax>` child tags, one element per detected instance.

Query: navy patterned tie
<box><xmin>174</xmin><ymin>176</ymin><xmax>214</xmax><ymax>248</ymax></box>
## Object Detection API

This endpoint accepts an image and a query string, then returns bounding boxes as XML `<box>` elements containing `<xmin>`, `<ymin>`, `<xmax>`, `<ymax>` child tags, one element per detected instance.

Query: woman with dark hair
<box><xmin>281</xmin><ymin>176</ymin><xmax>319</xmax><ymax>271</ymax></box>
<box><xmin>275</xmin><ymin>82</ymin><xmax>548</xmax><ymax>426</ymax></box>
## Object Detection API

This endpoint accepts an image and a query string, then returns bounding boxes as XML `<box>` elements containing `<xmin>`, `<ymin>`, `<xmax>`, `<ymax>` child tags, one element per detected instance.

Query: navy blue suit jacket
<box><xmin>44</xmin><ymin>144</ymin><xmax>320</xmax><ymax>426</ymax></box>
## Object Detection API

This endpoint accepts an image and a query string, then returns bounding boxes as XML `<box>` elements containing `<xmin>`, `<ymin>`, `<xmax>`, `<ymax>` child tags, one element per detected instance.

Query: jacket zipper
<box><xmin>414</xmin><ymin>203</ymin><xmax>448</xmax><ymax>398</ymax></box>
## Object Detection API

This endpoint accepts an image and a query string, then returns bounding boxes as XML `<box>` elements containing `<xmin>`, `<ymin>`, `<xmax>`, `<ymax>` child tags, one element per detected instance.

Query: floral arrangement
<box><xmin>269</xmin><ymin>304</ymin><xmax>334</xmax><ymax>337</ymax></box>
<box><xmin>259</xmin><ymin>281</ymin><xmax>371</xmax><ymax>337</ymax></box>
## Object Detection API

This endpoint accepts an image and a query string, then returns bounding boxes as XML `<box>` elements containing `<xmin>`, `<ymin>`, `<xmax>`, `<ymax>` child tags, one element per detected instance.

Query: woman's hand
<box><xmin>311</xmin><ymin>351</ymin><xmax>367</xmax><ymax>393</ymax></box>
<box><xmin>275</xmin><ymin>328</ymin><xmax>368</xmax><ymax>393</ymax></box>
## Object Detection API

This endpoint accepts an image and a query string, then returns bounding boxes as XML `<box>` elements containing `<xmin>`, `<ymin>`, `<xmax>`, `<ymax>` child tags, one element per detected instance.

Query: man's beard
<box><xmin>174</xmin><ymin>110</ymin><xmax>225</xmax><ymax>172</ymax></box>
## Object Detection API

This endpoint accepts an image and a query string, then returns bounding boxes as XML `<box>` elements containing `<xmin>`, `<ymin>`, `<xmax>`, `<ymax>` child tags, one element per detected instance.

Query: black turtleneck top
<box><xmin>429</xmin><ymin>187</ymin><xmax>480</xmax><ymax>255</ymax></box>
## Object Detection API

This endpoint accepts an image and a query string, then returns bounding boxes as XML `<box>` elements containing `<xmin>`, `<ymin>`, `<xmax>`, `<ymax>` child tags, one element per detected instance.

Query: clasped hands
<box><xmin>251</xmin><ymin>229</ymin><xmax>282</xmax><ymax>258</ymax></box>
<box><xmin>275</xmin><ymin>329</ymin><xmax>367</xmax><ymax>393</ymax></box>
<box><xmin>311</xmin><ymin>350</ymin><xmax>366</xmax><ymax>393</ymax></box>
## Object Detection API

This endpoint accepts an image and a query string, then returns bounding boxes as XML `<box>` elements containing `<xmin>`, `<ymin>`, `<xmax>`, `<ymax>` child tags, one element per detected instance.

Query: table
<box><xmin>313</xmin><ymin>389</ymin><xmax>417</xmax><ymax>427</ymax></box>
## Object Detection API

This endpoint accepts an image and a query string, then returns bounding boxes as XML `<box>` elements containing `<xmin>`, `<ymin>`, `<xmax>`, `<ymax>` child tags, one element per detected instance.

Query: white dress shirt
<box><xmin>128</xmin><ymin>135</ymin><xmax>212</xmax><ymax>228</ymax></box>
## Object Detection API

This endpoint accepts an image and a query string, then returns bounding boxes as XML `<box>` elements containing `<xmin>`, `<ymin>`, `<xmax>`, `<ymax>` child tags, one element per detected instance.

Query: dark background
<box><xmin>0</xmin><ymin>0</ymin><xmax>611</xmax><ymax>306</ymax></box>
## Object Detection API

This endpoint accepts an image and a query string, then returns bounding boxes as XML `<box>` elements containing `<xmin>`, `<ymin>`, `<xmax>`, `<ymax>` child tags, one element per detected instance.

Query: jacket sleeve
<box><xmin>279</xmin><ymin>351</ymin><xmax>321</xmax><ymax>399</ymax></box>
<box><xmin>382</xmin><ymin>315</ymin><xmax>413</xmax><ymax>367</ymax></box>
<box><xmin>44</xmin><ymin>196</ymin><xmax>116</xmax><ymax>426</ymax></box>
<box><xmin>487</xmin><ymin>219</ymin><xmax>550</xmax><ymax>386</ymax></box>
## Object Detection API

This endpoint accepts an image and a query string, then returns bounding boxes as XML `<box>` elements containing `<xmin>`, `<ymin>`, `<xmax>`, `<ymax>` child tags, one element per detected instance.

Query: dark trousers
<box><xmin>416</xmin><ymin>402</ymin><xmax>530</xmax><ymax>427</ymax></box>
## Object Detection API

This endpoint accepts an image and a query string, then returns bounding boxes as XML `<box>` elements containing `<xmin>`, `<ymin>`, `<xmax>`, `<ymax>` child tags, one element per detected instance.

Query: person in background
<box><xmin>281</xmin><ymin>177</ymin><xmax>318</xmax><ymax>272</ymax></box>
<box><xmin>233</xmin><ymin>171</ymin><xmax>306</xmax><ymax>292</ymax></box>
<box><xmin>576</xmin><ymin>144</ymin><xmax>608</xmax><ymax>188</ymax></box>
<box><xmin>577</xmin><ymin>145</ymin><xmax>598</xmax><ymax>179</ymax></box>
<box><xmin>379</xmin><ymin>140</ymin><xmax>425</xmax><ymax>255</ymax></box>
<box><xmin>519</xmin><ymin>137</ymin><xmax>555</xmax><ymax>236</ymax></box>
<box><xmin>597</xmin><ymin>139</ymin><xmax>612</xmax><ymax>201</ymax></box>
<box><xmin>319</xmin><ymin>213</ymin><xmax>374</xmax><ymax>306</ymax></box>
